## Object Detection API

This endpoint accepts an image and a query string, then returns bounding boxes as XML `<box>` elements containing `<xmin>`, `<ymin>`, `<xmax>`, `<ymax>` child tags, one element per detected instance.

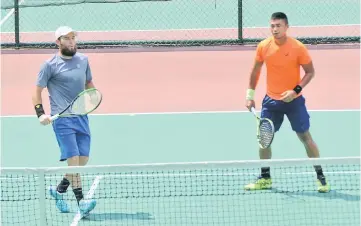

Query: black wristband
<box><xmin>293</xmin><ymin>85</ymin><xmax>303</xmax><ymax>94</ymax></box>
<box><xmin>34</xmin><ymin>104</ymin><xmax>45</xmax><ymax>118</ymax></box>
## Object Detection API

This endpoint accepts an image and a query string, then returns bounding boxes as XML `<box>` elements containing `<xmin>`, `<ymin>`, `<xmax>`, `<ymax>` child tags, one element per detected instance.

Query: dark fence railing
<box><xmin>1</xmin><ymin>0</ymin><xmax>360</xmax><ymax>49</ymax></box>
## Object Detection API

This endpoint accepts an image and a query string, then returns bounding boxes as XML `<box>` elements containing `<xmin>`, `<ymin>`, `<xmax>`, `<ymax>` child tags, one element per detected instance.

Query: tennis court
<box><xmin>1</xmin><ymin>110</ymin><xmax>360</xmax><ymax>226</ymax></box>
<box><xmin>1</xmin><ymin>110</ymin><xmax>360</xmax><ymax>168</ymax></box>
<box><xmin>1</xmin><ymin>0</ymin><xmax>360</xmax><ymax>225</ymax></box>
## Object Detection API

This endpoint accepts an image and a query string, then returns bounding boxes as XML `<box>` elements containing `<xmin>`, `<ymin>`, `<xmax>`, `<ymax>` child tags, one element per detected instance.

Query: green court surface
<box><xmin>3</xmin><ymin>167</ymin><xmax>359</xmax><ymax>226</ymax></box>
<box><xmin>1</xmin><ymin>1</ymin><xmax>360</xmax><ymax>225</ymax></box>
<box><xmin>1</xmin><ymin>110</ymin><xmax>360</xmax><ymax>168</ymax></box>
<box><xmin>1</xmin><ymin>111</ymin><xmax>360</xmax><ymax>226</ymax></box>
<box><xmin>1</xmin><ymin>0</ymin><xmax>360</xmax><ymax>32</ymax></box>
<box><xmin>1</xmin><ymin>111</ymin><xmax>360</xmax><ymax>225</ymax></box>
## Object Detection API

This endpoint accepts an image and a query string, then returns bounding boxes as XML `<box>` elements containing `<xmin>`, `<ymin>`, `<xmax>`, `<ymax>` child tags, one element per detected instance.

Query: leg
<box><xmin>259</xmin><ymin>96</ymin><xmax>286</xmax><ymax>158</ymax></box>
<box><xmin>76</xmin><ymin>115</ymin><xmax>91</xmax><ymax>168</ymax></box>
<box><xmin>286</xmin><ymin>95</ymin><xmax>316</xmax><ymax>156</ymax></box>
<box><xmin>50</xmin><ymin>118</ymin><xmax>81</xmax><ymax>212</ymax></box>
<box><xmin>66</xmin><ymin>156</ymin><xmax>84</xmax><ymax>204</ymax></box>
<box><xmin>55</xmin><ymin>133</ymin><xmax>82</xmax><ymax>195</ymax></box>
<box><xmin>73</xmin><ymin>116</ymin><xmax>96</xmax><ymax>215</ymax></box>
<box><xmin>56</xmin><ymin>156</ymin><xmax>88</xmax><ymax>197</ymax></box>
<box><xmin>69</xmin><ymin>133</ymin><xmax>90</xmax><ymax>205</ymax></box>
<box><xmin>59</xmin><ymin>142</ymin><xmax>95</xmax><ymax>216</ymax></box>
<box><xmin>245</xmin><ymin>95</ymin><xmax>285</xmax><ymax>190</ymax></box>
<box><xmin>79</xmin><ymin>156</ymin><xmax>89</xmax><ymax>166</ymax></box>
<box><xmin>296</xmin><ymin>131</ymin><xmax>320</xmax><ymax>158</ymax></box>
<box><xmin>259</xmin><ymin>95</ymin><xmax>285</xmax><ymax>176</ymax></box>
<box><xmin>286</xmin><ymin>95</ymin><xmax>330</xmax><ymax>193</ymax></box>
<box><xmin>61</xmin><ymin>134</ymin><xmax>90</xmax><ymax>199</ymax></box>
<box><xmin>296</xmin><ymin>131</ymin><xmax>330</xmax><ymax>191</ymax></box>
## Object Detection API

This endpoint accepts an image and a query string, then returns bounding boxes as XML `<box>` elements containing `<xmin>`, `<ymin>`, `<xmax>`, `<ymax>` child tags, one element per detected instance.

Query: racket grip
<box><xmin>50</xmin><ymin>114</ymin><xmax>59</xmax><ymax>121</ymax></box>
<box><xmin>250</xmin><ymin>107</ymin><xmax>257</xmax><ymax>116</ymax></box>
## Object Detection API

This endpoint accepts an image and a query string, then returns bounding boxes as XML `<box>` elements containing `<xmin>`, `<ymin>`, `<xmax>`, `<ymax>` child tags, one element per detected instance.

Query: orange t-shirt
<box><xmin>255</xmin><ymin>36</ymin><xmax>312</xmax><ymax>100</ymax></box>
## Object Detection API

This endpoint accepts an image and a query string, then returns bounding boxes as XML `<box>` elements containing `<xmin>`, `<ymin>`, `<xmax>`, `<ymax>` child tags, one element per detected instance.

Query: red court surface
<box><xmin>1</xmin><ymin>46</ymin><xmax>359</xmax><ymax>116</ymax></box>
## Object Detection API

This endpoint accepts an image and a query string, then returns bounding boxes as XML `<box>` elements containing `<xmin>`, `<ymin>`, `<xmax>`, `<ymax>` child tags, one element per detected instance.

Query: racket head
<box><xmin>70</xmin><ymin>88</ymin><xmax>103</xmax><ymax>116</ymax></box>
<box><xmin>257</xmin><ymin>117</ymin><xmax>275</xmax><ymax>149</ymax></box>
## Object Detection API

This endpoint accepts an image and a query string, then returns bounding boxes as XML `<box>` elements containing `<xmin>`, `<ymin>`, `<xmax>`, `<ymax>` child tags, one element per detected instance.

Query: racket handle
<box><xmin>50</xmin><ymin>114</ymin><xmax>59</xmax><ymax>121</ymax></box>
<box><xmin>250</xmin><ymin>107</ymin><xmax>257</xmax><ymax>116</ymax></box>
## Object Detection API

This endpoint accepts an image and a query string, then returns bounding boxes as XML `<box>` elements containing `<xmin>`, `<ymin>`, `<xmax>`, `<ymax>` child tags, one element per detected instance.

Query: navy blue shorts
<box><xmin>52</xmin><ymin>115</ymin><xmax>91</xmax><ymax>161</ymax></box>
<box><xmin>260</xmin><ymin>95</ymin><xmax>310</xmax><ymax>133</ymax></box>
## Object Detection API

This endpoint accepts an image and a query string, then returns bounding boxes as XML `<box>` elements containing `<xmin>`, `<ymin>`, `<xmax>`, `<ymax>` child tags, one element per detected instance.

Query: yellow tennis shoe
<box><xmin>244</xmin><ymin>177</ymin><xmax>272</xmax><ymax>190</ymax></box>
<box><xmin>317</xmin><ymin>176</ymin><xmax>331</xmax><ymax>193</ymax></box>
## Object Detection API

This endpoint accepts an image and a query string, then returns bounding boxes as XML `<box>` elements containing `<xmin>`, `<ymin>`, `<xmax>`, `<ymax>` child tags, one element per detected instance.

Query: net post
<box><xmin>38</xmin><ymin>170</ymin><xmax>47</xmax><ymax>226</ymax></box>
<box><xmin>237</xmin><ymin>0</ymin><xmax>243</xmax><ymax>43</ymax></box>
<box><xmin>14</xmin><ymin>0</ymin><xmax>20</xmax><ymax>49</ymax></box>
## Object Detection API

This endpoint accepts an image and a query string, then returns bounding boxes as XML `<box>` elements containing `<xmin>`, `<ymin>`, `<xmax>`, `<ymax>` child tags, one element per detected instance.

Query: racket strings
<box><xmin>71</xmin><ymin>89</ymin><xmax>102</xmax><ymax>114</ymax></box>
<box><xmin>259</xmin><ymin>119</ymin><xmax>274</xmax><ymax>147</ymax></box>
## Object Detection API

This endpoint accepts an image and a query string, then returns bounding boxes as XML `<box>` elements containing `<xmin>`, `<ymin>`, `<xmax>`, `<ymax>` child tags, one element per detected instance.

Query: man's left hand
<box><xmin>281</xmin><ymin>90</ymin><xmax>297</xmax><ymax>103</ymax></box>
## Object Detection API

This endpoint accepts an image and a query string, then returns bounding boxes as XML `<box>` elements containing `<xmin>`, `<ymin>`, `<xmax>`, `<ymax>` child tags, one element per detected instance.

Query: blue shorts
<box><xmin>52</xmin><ymin>115</ymin><xmax>91</xmax><ymax>161</ymax></box>
<box><xmin>260</xmin><ymin>95</ymin><xmax>310</xmax><ymax>133</ymax></box>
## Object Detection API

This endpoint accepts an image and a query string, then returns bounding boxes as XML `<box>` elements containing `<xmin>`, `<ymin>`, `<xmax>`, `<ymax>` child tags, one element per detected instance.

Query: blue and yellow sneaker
<box><xmin>244</xmin><ymin>176</ymin><xmax>272</xmax><ymax>190</ymax></box>
<box><xmin>78</xmin><ymin>199</ymin><xmax>97</xmax><ymax>217</ymax></box>
<box><xmin>49</xmin><ymin>185</ymin><xmax>70</xmax><ymax>213</ymax></box>
<box><xmin>317</xmin><ymin>175</ymin><xmax>331</xmax><ymax>193</ymax></box>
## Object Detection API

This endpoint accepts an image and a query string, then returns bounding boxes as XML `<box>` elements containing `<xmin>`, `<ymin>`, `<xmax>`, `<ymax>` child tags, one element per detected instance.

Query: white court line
<box><xmin>0</xmin><ymin>0</ymin><xmax>25</xmax><ymax>26</ymax></box>
<box><xmin>1</xmin><ymin>171</ymin><xmax>359</xmax><ymax>180</ymax></box>
<box><xmin>0</xmin><ymin>109</ymin><xmax>359</xmax><ymax>118</ymax></box>
<box><xmin>1</xmin><ymin>24</ymin><xmax>360</xmax><ymax>34</ymax></box>
<box><xmin>70</xmin><ymin>175</ymin><xmax>102</xmax><ymax>226</ymax></box>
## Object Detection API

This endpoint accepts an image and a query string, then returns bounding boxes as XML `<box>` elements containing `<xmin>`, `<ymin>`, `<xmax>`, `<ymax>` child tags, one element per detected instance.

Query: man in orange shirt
<box><xmin>244</xmin><ymin>12</ymin><xmax>330</xmax><ymax>192</ymax></box>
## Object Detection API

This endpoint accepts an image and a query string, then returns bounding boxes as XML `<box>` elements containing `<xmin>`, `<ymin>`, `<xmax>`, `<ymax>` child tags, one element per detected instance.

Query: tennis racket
<box><xmin>50</xmin><ymin>88</ymin><xmax>103</xmax><ymax>122</ymax></box>
<box><xmin>250</xmin><ymin>107</ymin><xmax>275</xmax><ymax>149</ymax></box>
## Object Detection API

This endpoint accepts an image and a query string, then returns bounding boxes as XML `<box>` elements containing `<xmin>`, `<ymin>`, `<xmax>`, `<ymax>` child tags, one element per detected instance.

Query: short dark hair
<box><xmin>271</xmin><ymin>12</ymin><xmax>288</xmax><ymax>25</ymax></box>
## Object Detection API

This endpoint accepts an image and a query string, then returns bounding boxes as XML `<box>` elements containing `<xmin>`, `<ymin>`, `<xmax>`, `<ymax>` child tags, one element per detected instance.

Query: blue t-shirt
<box><xmin>36</xmin><ymin>52</ymin><xmax>93</xmax><ymax>116</ymax></box>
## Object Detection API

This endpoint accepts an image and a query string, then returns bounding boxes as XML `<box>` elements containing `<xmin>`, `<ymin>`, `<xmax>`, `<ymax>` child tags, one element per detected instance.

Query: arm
<box><xmin>292</xmin><ymin>44</ymin><xmax>315</xmax><ymax>94</ymax></box>
<box><xmin>248</xmin><ymin>60</ymin><xmax>264</xmax><ymax>90</ymax></box>
<box><xmin>86</xmin><ymin>80</ymin><xmax>95</xmax><ymax>89</ymax></box>
<box><xmin>32</xmin><ymin>86</ymin><xmax>45</xmax><ymax>110</ymax></box>
<box><xmin>32</xmin><ymin>85</ymin><xmax>52</xmax><ymax>125</ymax></box>
<box><xmin>85</xmin><ymin>59</ymin><xmax>95</xmax><ymax>89</ymax></box>
<box><xmin>281</xmin><ymin>44</ymin><xmax>314</xmax><ymax>102</ymax></box>
<box><xmin>33</xmin><ymin>62</ymin><xmax>52</xmax><ymax>124</ymax></box>
<box><xmin>299</xmin><ymin>61</ymin><xmax>315</xmax><ymax>89</ymax></box>
<box><xmin>246</xmin><ymin>43</ymin><xmax>264</xmax><ymax>100</ymax></box>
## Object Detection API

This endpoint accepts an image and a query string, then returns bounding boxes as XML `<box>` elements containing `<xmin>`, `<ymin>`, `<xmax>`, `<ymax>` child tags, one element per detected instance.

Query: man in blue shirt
<box><xmin>32</xmin><ymin>26</ymin><xmax>96</xmax><ymax>216</ymax></box>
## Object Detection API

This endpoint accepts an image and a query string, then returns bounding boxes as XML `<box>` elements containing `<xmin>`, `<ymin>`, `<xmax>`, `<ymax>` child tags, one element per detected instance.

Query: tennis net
<box><xmin>1</xmin><ymin>157</ymin><xmax>360</xmax><ymax>226</ymax></box>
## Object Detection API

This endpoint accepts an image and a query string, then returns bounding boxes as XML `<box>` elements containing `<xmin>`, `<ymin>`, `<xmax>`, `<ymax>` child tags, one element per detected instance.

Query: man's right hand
<box><xmin>39</xmin><ymin>114</ymin><xmax>52</xmax><ymax>125</ymax></box>
<box><xmin>245</xmin><ymin>99</ymin><xmax>255</xmax><ymax>111</ymax></box>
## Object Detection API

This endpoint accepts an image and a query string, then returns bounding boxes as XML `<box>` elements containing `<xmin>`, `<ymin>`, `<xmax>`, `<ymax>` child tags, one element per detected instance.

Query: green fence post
<box><xmin>237</xmin><ymin>0</ymin><xmax>243</xmax><ymax>43</ymax></box>
<box><xmin>14</xmin><ymin>0</ymin><xmax>20</xmax><ymax>49</ymax></box>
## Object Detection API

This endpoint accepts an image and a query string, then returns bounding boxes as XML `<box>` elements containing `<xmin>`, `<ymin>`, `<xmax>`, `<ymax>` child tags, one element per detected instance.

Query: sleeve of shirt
<box><xmin>36</xmin><ymin>62</ymin><xmax>52</xmax><ymax>88</ymax></box>
<box><xmin>255</xmin><ymin>42</ymin><xmax>264</xmax><ymax>62</ymax></box>
<box><xmin>85</xmin><ymin>60</ymin><xmax>93</xmax><ymax>83</ymax></box>
<box><xmin>298</xmin><ymin>43</ymin><xmax>312</xmax><ymax>65</ymax></box>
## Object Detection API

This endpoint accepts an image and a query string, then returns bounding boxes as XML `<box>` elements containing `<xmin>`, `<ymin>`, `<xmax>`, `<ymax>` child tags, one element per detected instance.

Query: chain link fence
<box><xmin>1</xmin><ymin>0</ymin><xmax>360</xmax><ymax>49</ymax></box>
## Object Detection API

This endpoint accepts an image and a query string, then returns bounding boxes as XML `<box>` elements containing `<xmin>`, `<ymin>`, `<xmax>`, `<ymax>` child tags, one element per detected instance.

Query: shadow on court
<box><xmin>82</xmin><ymin>212</ymin><xmax>155</xmax><ymax>222</ymax></box>
<box><xmin>271</xmin><ymin>188</ymin><xmax>360</xmax><ymax>202</ymax></box>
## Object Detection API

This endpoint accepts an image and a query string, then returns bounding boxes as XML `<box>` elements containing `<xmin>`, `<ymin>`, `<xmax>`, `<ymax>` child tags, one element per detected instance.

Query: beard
<box><xmin>60</xmin><ymin>45</ymin><xmax>77</xmax><ymax>57</ymax></box>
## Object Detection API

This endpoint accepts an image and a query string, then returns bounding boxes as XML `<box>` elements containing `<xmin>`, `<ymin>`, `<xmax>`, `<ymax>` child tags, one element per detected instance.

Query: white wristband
<box><xmin>246</xmin><ymin>89</ymin><xmax>255</xmax><ymax>100</ymax></box>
